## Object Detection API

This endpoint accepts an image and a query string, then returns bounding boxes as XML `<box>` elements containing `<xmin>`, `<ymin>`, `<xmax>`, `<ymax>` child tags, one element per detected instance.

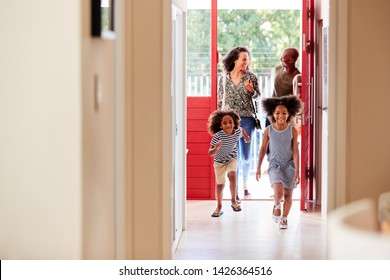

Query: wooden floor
<box><xmin>173</xmin><ymin>199</ymin><xmax>327</xmax><ymax>260</ymax></box>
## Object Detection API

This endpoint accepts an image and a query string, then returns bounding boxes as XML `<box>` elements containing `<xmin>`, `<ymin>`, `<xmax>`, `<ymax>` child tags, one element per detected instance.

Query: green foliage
<box><xmin>187</xmin><ymin>10</ymin><xmax>211</xmax><ymax>75</ymax></box>
<box><xmin>101</xmin><ymin>7</ymin><xmax>110</xmax><ymax>31</ymax></box>
<box><xmin>187</xmin><ymin>9</ymin><xmax>301</xmax><ymax>76</ymax></box>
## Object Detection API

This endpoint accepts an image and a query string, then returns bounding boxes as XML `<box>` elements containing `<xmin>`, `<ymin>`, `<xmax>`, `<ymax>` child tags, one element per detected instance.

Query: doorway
<box><xmin>186</xmin><ymin>0</ymin><xmax>308</xmax><ymax>202</ymax></box>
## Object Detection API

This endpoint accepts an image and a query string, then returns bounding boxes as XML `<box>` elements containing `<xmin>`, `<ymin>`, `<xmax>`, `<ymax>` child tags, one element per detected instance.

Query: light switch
<box><xmin>94</xmin><ymin>74</ymin><xmax>103</xmax><ymax>111</ymax></box>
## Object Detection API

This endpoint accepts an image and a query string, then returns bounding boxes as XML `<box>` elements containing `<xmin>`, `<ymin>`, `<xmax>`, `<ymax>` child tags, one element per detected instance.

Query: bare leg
<box><xmin>279</xmin><ymin>188</ymin><xmax>293</xmax><ymax>228</ymax></box>
<box><xmin>282</xmin><ymin>188</ymin><xmax>293</xmax><ymax>217</ymax></box>
<box><xmin>215</xmin><ymin>183</ymin><xmax>224</xmax><ymax>212</ymax></box>
<box><xmin>272</xmin><ymin>183</ymin><xmax>284</xmax><ymax>208</ymax></box>
<box><xmin>272</xmin><ymin>183</ymin><xmax>284</xmax><ymax>220</ymax></box>
<box><xmin>227</xmin><ymin>171</ymin><xmax>238</xmax><ymax>205</ymax></box>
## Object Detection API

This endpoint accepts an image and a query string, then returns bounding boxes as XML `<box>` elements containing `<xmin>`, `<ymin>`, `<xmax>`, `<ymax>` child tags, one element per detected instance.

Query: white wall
<box><xmin>0</xmin><ymin>0</ymin><xmax>82</xmax><ymax>259</ymax></box>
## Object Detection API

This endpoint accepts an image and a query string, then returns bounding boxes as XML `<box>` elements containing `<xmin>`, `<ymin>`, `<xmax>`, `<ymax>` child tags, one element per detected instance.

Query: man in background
<box><xmin>273</xmin><ymin>48</ymin><xmax>301</xmax><ymax>98</ymax></box>
<box><xmin>265</xmin><ymin>48</ymin><xmax>301</xmax><ymax>128</ymax></box>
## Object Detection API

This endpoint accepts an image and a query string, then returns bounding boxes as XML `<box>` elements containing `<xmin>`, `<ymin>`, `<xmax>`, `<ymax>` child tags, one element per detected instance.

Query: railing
<box><xmin>187</xmin><ymin>75</ymin><xmax>211</xmax><ymax>96</ymax></box>
<box><xmin>187</xmin><ymin>73</ymin><xmax>273</xmax><ymax>99</ymax></box>
<box><xmin>187</xmin><ymin>73</ymin><xmax>274</xmax><ymax>173</ymax></box>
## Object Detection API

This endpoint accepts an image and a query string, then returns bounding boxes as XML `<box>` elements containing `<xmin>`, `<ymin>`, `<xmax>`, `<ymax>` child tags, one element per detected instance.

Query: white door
<box><xmin>171</xmin><ymin>4</ymin><xmax>186</xmax><ymax>251</ymax></box>
<box><xmin>320</xmin><ymin>26</ymin><xmax>329</xmax><ymax>221</ymax></box>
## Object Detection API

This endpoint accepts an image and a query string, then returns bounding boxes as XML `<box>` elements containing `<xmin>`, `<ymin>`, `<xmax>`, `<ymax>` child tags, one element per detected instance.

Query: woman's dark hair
<box><xmin>222</xmin><ymin>46</ymin><xmax>252</xmax><ymax>72</ymax></box>
<box><xmin>262</xmin><ymin>95</ymin><xmax>302</xmax><ymax>123</ymax></box>
<box><xmin>207</xmin><ymin>109</ymin><xmax>241</xmax><ymax>135</ymax></box>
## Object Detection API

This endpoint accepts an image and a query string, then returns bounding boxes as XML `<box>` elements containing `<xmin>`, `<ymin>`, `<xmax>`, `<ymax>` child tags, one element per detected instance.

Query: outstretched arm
<box><xmin>256</xmin><ymin>127</ymin><xmax>269</xmax><ymax>181</ymax></box>
<box><xmin>292</xmin><ymin>127</ymin><xmax>300</xmax><ymax>184</ymax></box>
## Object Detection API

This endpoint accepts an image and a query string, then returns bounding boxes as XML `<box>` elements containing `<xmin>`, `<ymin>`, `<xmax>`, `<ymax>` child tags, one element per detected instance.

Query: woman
<box><xmin>217</xmin><ymin>46</ymin><xmax>261</xmax><ymax>200</ymax></box>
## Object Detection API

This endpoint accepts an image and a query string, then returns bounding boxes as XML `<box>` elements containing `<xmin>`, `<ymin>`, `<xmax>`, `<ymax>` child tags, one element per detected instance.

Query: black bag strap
<box><xmin>237</xmin><ymin>91</ymin><xmax>259</xmax><ymax>119</ymax></box>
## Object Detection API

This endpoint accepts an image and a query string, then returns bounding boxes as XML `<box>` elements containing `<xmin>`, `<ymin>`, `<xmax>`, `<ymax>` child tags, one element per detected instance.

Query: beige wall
<box><xmin>0</xmin><ymin>0</ymin><xmax>173</xmax><ymax>260</ymax></box>
<box><xmin>81</xmin><ymin>0</ymin><xmax>116</xmax><ymax>259</ymax></box>
<box><xmin>347</xmin><ymin>0</ymin><xmax>390</xmax><ymax>201</ymax></box>
<box><xmin>0</xmin><ymin>0</ymin><xmax>118</xmax><ymax>259</ymax></box>
<box><xmin>123</xmin><ymin>0</ymin><xmax>173</xmax><ymax>259</ymax></box>
<box><xmin>328</xmin><ymin>0</ymin><xmax>390</xmax><ymax>211</ymax></box>
<box><xmin>0</xmin><ymin>0</ymin><xmax>82</xmax><ymax>259</ymax></box>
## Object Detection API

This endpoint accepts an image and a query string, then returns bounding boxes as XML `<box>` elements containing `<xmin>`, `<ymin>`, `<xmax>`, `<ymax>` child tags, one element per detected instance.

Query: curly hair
<box><xmin>207</xmin><ymin>109</ymin><xmax>241</xmax><ymax>135</ymax></box>
<box><xmin>262</xmin><ymin>95</ymin><xmax>302</xmax><ymax>123</ymax></box>
<box><xmin>222</xmin><ymin>46</ymin><xmax>252</xmax><ymax>72</ymax></box>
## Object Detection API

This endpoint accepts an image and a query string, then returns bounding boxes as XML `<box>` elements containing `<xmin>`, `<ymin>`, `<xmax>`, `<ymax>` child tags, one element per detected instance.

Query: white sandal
<box><xmin>272</xmin><ymin>204</ymin><xmax>281</xmax><ymax>223</ymax></box>
<box><xmin>279</xmin><ymin>216</ymin><xmax>288</xmax><ymax>229</ymax></box>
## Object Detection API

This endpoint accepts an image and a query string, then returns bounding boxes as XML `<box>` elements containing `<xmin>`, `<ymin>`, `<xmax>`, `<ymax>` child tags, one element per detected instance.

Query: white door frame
<box><xmin>171</xmin><ymin>3</ymin><xmax>187</xmax><ymax>253</ymax></box>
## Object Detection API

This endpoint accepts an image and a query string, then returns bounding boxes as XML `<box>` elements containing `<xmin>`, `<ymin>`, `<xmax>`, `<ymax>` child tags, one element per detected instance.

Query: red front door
<box><xmin>186</xmin><ymin>0</ymin><xmax>218</xmax><ymax>200</ymax></box>
<box><xmin>300</xmin><ymin>0</ymin><xmax>315</xmax><ymax>210</ymax></box>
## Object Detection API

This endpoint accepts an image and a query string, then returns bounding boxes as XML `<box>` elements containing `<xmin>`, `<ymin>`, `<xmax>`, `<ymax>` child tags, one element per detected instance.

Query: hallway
<box><xmin>173</xmin><ymin>200</ymin><xmax>326</xmax><ymax>260</ymax></box>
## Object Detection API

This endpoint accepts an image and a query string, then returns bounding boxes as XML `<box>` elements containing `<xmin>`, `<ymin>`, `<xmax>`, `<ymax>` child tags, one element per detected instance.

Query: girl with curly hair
<box><xmin>255</xmin><ymin>95</ymin><xmax>302</xmax><ymax>229</ymax></box>
<box><xmin>208</xmin><ymin>109</ymin><xmax>250</xmax><ymax>217</ymax></box>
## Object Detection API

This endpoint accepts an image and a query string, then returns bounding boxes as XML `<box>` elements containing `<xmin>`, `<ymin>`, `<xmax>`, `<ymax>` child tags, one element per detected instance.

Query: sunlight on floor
<box><xmin>174</xmin><ymin>200</ymin><xmax>326</xmax><ymax>260</ymax></box>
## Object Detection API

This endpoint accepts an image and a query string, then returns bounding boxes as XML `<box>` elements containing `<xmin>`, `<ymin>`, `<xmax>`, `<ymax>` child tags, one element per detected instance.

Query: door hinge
<box><xmin>306</xmin><ymin>167</ymin><xmax>311</xmax><ymax>179</ymax></box>
<box><xmin>306</xmin><ymin>40</ymin><xmax>312</xmax><ymax>53</ymax></box>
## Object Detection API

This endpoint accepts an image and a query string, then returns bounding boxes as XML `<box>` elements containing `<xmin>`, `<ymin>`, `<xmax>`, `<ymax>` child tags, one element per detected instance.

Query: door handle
<box><xmin>302</xmin><ymin>77</ymin><xmax>314</xmax><ymax>125</ymax></box>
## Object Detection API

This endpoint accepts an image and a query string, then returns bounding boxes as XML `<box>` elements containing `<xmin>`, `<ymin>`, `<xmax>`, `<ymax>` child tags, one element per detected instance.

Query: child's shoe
<box><xmin>279</xmin><ymin>216</ymin><xmax>288</xmax><ymax>229</ymax></box>
<box><xmin>231</xmin><ymin>203</ymin><xmax>242</xmax><ymax>212</ymax></box>
<box><xmin>272</xmin><ymin>204</ymin><xmax>281</xmax><ymax>223</ymax></box>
